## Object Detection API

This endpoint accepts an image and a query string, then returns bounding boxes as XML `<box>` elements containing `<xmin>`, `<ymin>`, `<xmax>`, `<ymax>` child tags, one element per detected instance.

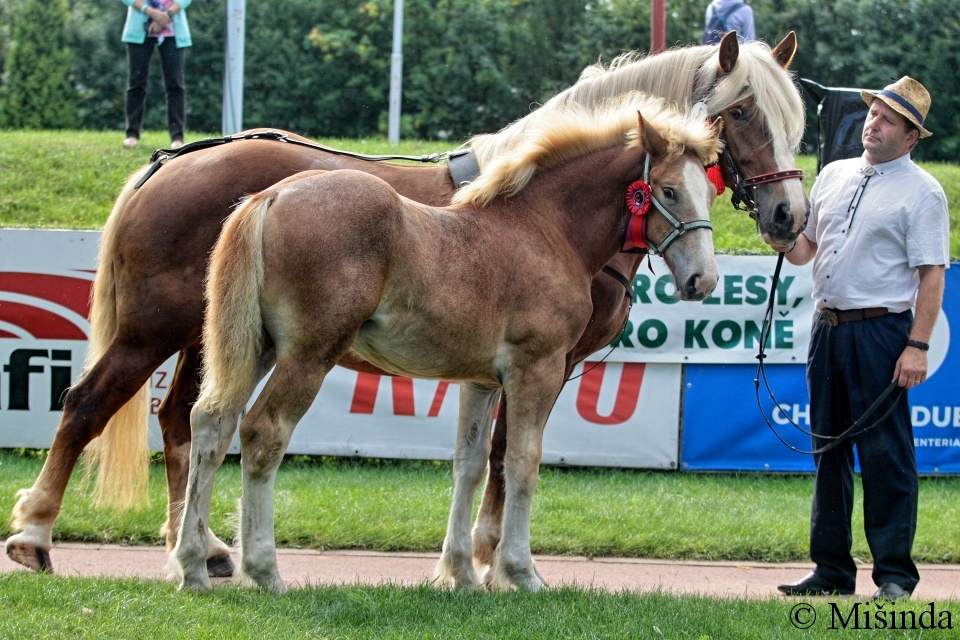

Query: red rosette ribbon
<box><xmin>623</xmin><ymin>179</ymin><xmax>653</xmax><ymax>252</ymax></box>
<box><xmin>706</xmin><ymin>163</ymin><xmax>726</xmax><ymax>198</ymax></box>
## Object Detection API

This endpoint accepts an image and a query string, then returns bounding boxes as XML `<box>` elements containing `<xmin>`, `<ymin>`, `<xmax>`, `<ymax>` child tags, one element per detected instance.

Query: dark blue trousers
<box><xmin>806</xmin><ymin>310</ymin><xmax>919</xmax><ymax>592</ymax></box>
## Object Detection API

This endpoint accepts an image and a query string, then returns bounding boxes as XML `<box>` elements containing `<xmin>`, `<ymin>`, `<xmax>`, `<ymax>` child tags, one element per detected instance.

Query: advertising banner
<box><xmin>0</xmin><ymin>230</ymin><xmax>679</xmax><ymax>468</ymax></box>
<box><xmin>613</xmin><ymin>255</ymin><xmax>814</xmax><ymax>364</ymax></box>
<box><xmin>681</xmin><ymin>265</ymin><xmax>958</xmax><ymax>474</ymax></box>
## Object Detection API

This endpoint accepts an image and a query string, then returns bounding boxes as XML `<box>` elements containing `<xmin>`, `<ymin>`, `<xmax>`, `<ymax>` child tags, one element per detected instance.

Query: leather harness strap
<box><xmin>601</xmin><ymin>265</ymin><xmax>633</xmax><ymax>299</ymax></box>
<box><xmin>447</xmin><ymin>149</ymin><xmax>481</xmax><ymax>187</ymax></box>
<box><xmin>742</xmin><ymin>169</ymin><xmax>805</xmax><ymax>187</ymax></box>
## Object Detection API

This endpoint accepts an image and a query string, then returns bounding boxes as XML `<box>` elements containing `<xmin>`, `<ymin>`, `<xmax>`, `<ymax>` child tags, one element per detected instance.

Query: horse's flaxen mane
<box><xmin>469</xmin><ymin>41</ymin><xmax>804</xmax><ymax>171</ymax></box>
<box><xmin>453</xmin><ymin>93</ymin><xmax>722</xmax><ymax>208</ymax></box>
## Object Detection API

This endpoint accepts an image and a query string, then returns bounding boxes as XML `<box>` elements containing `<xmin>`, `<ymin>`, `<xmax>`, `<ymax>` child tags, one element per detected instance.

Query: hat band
<box><xmin>879</xmin><ymin>89</ymin><xmax>925</xmax><ymax>126</ymax></box>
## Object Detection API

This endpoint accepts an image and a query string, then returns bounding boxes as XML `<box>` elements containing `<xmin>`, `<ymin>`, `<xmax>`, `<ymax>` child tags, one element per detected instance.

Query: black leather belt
<box><xmin>819</xmin><ymin>307</ymin><xmax>889</xmax><ymax>327</ymax></box>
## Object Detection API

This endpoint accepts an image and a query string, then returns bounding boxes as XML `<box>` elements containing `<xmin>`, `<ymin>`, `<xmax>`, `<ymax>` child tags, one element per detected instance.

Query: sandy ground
<box><xmin>3</xmin><ymin>541</ymin><xmax>959</xmax><ymax>600</ymax></box>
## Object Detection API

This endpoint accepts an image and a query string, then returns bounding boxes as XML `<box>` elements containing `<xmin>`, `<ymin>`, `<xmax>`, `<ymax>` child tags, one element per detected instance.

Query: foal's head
<box><xmin>632</xmin><ymin>110</ymin><xmax>721</xmax><ymax>301</ymax></box>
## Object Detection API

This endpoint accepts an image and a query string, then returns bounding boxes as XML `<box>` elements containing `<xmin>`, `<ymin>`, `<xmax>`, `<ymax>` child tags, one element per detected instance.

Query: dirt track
<box><xmin>2</xmin><ymin>541</ymin><xmax>959</xmax><ymax>600</ymax></box>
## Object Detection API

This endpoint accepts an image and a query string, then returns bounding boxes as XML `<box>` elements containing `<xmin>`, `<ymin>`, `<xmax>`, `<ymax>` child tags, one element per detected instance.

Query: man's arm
<box><xmin>893</xmin><ymin>265</ymin><xmax>946</xmax><ymax>388</ymax></box>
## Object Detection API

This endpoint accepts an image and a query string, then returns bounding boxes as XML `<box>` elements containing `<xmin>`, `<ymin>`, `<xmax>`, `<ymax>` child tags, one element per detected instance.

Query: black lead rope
<box><xmin>134</xmin><ymin>131</ymin><xmax>458</xmax><ymax>189</ymax></box>
<box><xmin>754</xmin><ymin>252</ymin><xmax>903</xmax><ymax>456</ymax></box>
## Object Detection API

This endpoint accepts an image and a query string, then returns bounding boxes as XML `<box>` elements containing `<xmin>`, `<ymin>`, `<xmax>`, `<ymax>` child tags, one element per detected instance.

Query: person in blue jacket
<box><xmin>119</xmin><ymin>0</ymin><xmax>192</xmax><ymax>149</ymax></box>
<box><xmin>702</xmin><ymin>0</ymin><xmax>755</xmax><ymax>44</ymax></box>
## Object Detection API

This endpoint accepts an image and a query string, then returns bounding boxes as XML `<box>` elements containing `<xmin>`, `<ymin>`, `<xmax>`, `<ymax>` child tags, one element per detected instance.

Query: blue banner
<box><xmin>681</xmin><ymin>264</ymin><xmax>959</xmax><ymax>474</ymax></box>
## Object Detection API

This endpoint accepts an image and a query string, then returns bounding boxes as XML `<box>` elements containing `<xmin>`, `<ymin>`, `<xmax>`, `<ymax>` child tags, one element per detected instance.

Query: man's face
<box><xmin>862</xmin><ymin>99</ymin><xmax>919</xmax><ymax>163</ymax></box>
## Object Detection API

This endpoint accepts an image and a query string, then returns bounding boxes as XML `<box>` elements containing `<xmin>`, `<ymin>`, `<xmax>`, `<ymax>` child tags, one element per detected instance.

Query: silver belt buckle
<box><xmin>820</xmin><ymin>309</ymin><xmax>839</xmax><ymax>327</ymax></box>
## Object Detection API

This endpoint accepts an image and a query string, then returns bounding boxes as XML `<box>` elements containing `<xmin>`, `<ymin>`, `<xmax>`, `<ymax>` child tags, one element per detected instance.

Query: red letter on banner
<box><xmin>575</xmin><ymin>362</ymin><xmax>645</xmax><ymax>425</ymax></box>
<box><xmin>350</xmin><ymin>373</ymin><xmax>381</xmax><ymax>413</ymax></box>
<box><xmin>350</xmin><ymin>374</ymin><xmax>449</xmax><ymax>416</ymax></box>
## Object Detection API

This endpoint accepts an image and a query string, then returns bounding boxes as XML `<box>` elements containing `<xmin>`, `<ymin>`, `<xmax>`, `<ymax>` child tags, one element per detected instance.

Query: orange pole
<box><xmin>651</xmin><ymin>0</ymin><xmax>666</xmax><ymax>54</ymax></box>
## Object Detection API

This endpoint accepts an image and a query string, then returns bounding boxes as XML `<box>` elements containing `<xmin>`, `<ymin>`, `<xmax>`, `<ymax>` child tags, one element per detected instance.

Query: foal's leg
<box><xmin>433</xmin><ymin>384</ymin><xmax>500</xmax><ymax>589</ymax></box>
<box><xmin>238</xmin><ymin>354</ymin><xmax>336</xmax><ymax>592</ymax></box>
<box><xmin>173</xmin><ymin>348</ymin><xmax>275</xmax><ymax>591</ymax></box>
<box><xmin>5</xmin><ymin>342</ymin><xmax>169</xmax><ymax>572</ymax></box>
<box><xmin>157</xmin><ymin>345</ymin><xmax>233</xmax><ymax>578</ymax></box>
<box><xmin>487</xmin><ymin>356</ymin><xmax>565</xmax><ymax>591</ymax></box>
<box><xmin>472</xmin><ymin>397</ymin><xmax>508</xmax><ymax>571</ymax></box>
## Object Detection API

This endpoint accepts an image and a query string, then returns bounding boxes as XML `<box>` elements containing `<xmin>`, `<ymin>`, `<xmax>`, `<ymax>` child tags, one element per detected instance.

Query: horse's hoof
<box><xmin>206</xmin><ymin>554</ymin><xmax>235</xmax><ymax>578</ymax></box>
<box><xmin>5</xmin><ymin>539</ymin><xmax>53</xmax><ymax>573</ymax></box>
<box><xmin>178</xmin><ymin>574</ymin><xmax>213</xmax><ymax>592</ymax></box>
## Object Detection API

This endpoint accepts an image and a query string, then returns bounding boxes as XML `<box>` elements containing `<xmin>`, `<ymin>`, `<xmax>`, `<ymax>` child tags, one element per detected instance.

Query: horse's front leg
<box><xmin>471</xmin><ymin>397</ymin><xmax>508</xmax><ymax>573</ymax></box>
<box><xmin>487</xmin><ymin>354</ymin><xmax>566</xmax><ymax>591</ymax></box>
<box><xmin>433</xmin><ymin>384</ymin><xmax>500</xmax><ymax>589</ymax></box>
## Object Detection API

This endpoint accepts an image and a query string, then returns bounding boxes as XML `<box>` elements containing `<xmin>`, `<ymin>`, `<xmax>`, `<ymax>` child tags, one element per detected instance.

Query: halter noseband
<box><xmin>623</xmin><ymin>154</ymin><xmax>713</xmax><ymax>256</ymax></box>
<box><xmin>718</xmin><ymin>139</ymin><xmax>804</xmax><ymax>221</ymax></box>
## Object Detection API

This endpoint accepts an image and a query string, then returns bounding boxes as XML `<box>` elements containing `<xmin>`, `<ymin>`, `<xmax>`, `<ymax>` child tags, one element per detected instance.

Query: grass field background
<box><xmin>0</xmin><ymin>129</ymin><xmax>958</xmax><ymax>258</ymax></box>
<box><xmin>2</xmin><ymin>452</ymin><xmax>960</xmax><ymax>564</ymax></box>
<box><xmin>4</xmin><ymin>573</ymin><xmax>959</xmax><ymax>640</ymax></box>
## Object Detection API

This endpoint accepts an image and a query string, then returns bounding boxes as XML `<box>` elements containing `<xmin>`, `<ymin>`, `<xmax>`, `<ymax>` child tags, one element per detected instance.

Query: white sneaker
<box><xmin>170</xmin><ymin>139</ymin><xmax>184</xmax><ymax>150</ymax></box>
<box><xmin>122</xmin><ymin>136</ymin><xmax>139</xmax><ymax>149</ymax></box>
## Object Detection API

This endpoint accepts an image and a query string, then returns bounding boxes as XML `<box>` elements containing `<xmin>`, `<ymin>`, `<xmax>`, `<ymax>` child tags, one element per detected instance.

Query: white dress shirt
<box><xmin>803</xmin><ymin>153</ymin><xmax>950</xmax><ymax>312</ymax></box>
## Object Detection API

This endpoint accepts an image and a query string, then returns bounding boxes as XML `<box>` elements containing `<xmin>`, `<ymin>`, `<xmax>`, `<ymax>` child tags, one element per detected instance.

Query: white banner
<box><xmin>614</xmin><ymin>255</ymin><xmax>815</xmax><ymax>364</ymax></box>
<box><xmin>0</xmin><ymin>230</ymin><xmax>679</xmax><ymax>468</ymax></box>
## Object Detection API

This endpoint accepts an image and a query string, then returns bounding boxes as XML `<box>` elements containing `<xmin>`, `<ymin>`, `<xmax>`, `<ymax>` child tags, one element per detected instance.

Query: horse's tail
<box><xmin>84</xmin><ymin>165</ymin><xmax>153</xmax><ymax>510</ymax></box>
<box><xmin>196</xmin><ymin>191</ymin><xmax>273</xmax><ymax>414</ymax></box>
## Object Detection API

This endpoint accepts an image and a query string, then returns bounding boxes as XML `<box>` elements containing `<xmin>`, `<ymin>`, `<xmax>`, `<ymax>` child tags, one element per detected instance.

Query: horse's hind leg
<box><xmin>157</xmin><ymin>345</ymin><xmax>233</xmax><ymax>578</ymax></box>
<box><xmin>172</xmin><ymin>347</ymin><xmax>274</xmax><ymax>591</ymax></box>
<box><xmin>433</xmin><ymin>384</ymin><xmax>500</xmax><ymax>589</ymax></box>
<box><xmin>5</xmin><ymin>342</ymin><xmax>169</xmax><ymax>572</ymax></box>
<box><xmin>472</xmin><ymin>398</ymin><xmax>508</xmax><ymax>572</ymax></box>
<box><xmin>237</xmin><ymin>353</ymin><xmax>335</xmax><ymax>592</ymax></box>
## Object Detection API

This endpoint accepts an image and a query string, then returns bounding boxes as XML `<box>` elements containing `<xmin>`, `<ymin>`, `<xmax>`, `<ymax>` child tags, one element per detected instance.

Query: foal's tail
<box><xmin>84</xmin><ymin>165</ymin><xmax>152</xmax><ymax>510</ymax></box>
<box><xmin>196</xmin><ymin>191</ymin><xmax>274</xmax><ymax>414</ymax></box>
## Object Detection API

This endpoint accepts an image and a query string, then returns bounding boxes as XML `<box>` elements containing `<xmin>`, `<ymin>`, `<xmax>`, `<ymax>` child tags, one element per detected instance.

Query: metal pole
<box><xmin>387</xmin><ymin>0</ymin><xmax>404</xmax><ymax>144</ymax></box>
<box><xmin>650</xmin><ymin>0</ymin><xmax>665</xmax><ymax>54</ymax></box>
<box><xmin>222</xmin><ymin>0</ymin><xmax>246</xmax><ymax>135</ymax></box>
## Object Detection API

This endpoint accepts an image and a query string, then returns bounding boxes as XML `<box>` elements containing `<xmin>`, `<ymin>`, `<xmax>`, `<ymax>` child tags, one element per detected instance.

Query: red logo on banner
<box><xmin>350</xmin><ymin>373</ymin><xmax>450</xmax><ymax>417</ymax></box>
<box><xmin>0</xmin><ymin>272</ymin><xmax>93</xmax><ymax>340</ymax></box>
<box><xmin>575</xmin><ymin>362</ymin><xmax>646</xmax><ymax>425</ymax></box>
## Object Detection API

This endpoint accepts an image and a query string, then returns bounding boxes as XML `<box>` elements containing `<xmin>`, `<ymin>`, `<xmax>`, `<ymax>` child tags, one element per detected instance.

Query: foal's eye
<box><xmin>729</xmin><ymin>107</ymin><xmax>745</xmax><ymax>120</ymax></box>
<box><xmin>662</xmin><ymin>187</ymin><xmax>676</xmax><ymax>200</ymax></box>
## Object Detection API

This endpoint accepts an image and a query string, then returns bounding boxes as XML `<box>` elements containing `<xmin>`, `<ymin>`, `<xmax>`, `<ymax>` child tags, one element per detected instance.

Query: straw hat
<box><xmin>861</xmin><ymin>76</ymin><xmax>932</xmax><ymax>138</ymax></box>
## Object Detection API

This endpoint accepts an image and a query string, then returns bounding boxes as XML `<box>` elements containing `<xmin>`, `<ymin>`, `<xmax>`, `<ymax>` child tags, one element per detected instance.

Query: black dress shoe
<box><xmin>777</xmin><ymin>572</ymin><xmax>855</xmax><ymax>596</ymax></box>
<box><xmin>873</xmin><ymin>582</ymin><xmax>911</xmax><ymax>601</ymax></box>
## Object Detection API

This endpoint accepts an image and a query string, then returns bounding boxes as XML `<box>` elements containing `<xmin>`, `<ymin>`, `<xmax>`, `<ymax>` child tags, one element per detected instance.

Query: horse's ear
<box><xmin>771</xmin><ymin>31</ymin><xmax>798</xmax><ymax>69</ymax></box>
<box><xmin>637</xmin><ymin>111</ymin><xmax>668</xmax><ymax>157</ymax></box>
<box><xmin>717</xmin><ymin>31</ymin><xmax>739</xmax><ymax>76</ymax></box>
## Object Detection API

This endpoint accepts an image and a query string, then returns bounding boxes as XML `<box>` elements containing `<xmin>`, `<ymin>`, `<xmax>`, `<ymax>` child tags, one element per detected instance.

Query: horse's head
<box><xmin>634</xmin><ymin>112</ymin><xmax>722</xmax><ymax>301</ymax></box>
<box><xmin>706</xmin><ymin>32</ymin><xmax>808</xmax><ymax>248</ymax></box>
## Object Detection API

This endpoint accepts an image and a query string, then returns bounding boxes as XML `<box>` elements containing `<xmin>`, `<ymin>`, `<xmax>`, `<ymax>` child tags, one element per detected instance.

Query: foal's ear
<box><xmin>637</xmin><ymin>111</ymin><xmax>668</xmax><ymax>157</ymax></box>
<box><xmin>771</xmin><ymin>31</ymin><xmax>798</xmax><ymax>69</ymax></box>
<box><xmin>717</xmin><ymin>31</ymin><xmax>740</xmax><ymax>76</ymax></box>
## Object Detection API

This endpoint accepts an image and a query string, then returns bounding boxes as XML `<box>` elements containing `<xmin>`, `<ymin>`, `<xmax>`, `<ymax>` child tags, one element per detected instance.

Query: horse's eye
<box><xmin>662</xmin><ymin>187</ymin><xmax>676</xmax><ymax>200</ymax></box>
<box><xmin>729</xmin><ymin>107</ymin><xmax>744</xmax><ymax>120</ymax></box>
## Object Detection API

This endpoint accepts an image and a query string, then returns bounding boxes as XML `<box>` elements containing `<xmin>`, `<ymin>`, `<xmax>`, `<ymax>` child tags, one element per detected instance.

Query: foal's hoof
<box><xmin>206</xmin><ymin>554</ymin><xmax>235</xmax><ymax>578</ymax></box>
<box><xmin>5</xmin><ymin>538</ymin><xmax>53</xmax><ymax>573</ymax></box>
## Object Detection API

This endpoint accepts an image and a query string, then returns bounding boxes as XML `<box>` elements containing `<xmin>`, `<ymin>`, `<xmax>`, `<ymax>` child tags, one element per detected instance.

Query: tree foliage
<box><xmin>1</xmin><ymin>0</ymin><xmax>76</xmax><ymax>128</ymax></box>
<box><xmin>0</xmin><ymin>0</ymin><xmax>957</xmax><ymax>159</ymax></box>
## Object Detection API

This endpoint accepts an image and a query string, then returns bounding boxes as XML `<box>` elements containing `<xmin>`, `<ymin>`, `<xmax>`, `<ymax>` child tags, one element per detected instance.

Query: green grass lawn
<box><xmin>3</xmin><ymin>452</ymin><xmax>960</xmax><ymax>564</ymax></box>
<box><xmin>2</xmin><ymin>573</ymin><xmax>958</xmax><ymax>639</ymax></box>
<box><xmin>0</xmin><ymin>129</ymin><xmax>957</xmax><ymax>258</ymax></box>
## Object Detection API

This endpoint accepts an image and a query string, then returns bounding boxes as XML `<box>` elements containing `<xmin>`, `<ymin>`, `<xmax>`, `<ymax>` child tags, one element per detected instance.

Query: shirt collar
<box><xmin>860</xmin><ymin>152</ymin><xmax>911</xmax><ymax>176</ymax></box>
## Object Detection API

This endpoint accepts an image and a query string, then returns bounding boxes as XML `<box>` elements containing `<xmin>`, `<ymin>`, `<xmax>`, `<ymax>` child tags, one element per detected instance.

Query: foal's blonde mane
<box><xmin>470</xmin><ymin>41</ymin><xmax>804</xmax><ymax>171</ymax></box>
<box><xmin>453</xmin><ymin>94</ymin><xmax>722</xmax><ymax>208</ymax></box>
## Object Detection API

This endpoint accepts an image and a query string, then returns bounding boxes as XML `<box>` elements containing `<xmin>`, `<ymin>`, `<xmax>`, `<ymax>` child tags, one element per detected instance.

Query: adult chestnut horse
<box><xmin>173</xmin><ymin>96</ymin><xmax>722</xmax><ymax>592</ymax></box>
<box><xmin>6</xmin><ymin>32</ymin><xmax>805</xmax><ymax>575</ymax></box>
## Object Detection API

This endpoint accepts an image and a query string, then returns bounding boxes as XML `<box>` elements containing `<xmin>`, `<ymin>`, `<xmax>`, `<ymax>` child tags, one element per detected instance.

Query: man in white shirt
<box><xmin>775</xmin><ymin>77</ymin><xmax>949</xmax><ymax>600</ymax></box>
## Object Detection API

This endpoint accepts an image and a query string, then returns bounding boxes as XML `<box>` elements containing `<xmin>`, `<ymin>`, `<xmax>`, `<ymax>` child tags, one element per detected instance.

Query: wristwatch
<box><xmin>906</xmin><ymin>339</ymin><xmax>929</xmax><ymax>351</ymax></box>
